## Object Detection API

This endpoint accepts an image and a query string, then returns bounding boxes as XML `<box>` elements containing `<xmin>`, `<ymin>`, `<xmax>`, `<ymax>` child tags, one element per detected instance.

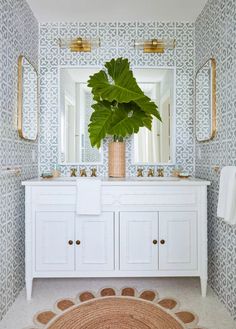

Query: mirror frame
<box><xmin>195</xmin><ymin>58</ymin><xmax>216</xmax><ymax>142</ymax></box>
<box><xmin>17</xmin><ymin>55</ymin><xmax>39</xmax><ymax>141</ymax></box>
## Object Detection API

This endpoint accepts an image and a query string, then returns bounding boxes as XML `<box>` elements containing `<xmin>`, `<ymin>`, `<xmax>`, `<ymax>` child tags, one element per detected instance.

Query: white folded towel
<box><xmin>76</xmin><ymin>178</ymin><xmax>101</xmax><ymax>215</ymax></box>
<box><xmin>217</xmin><ymin>166</ymin><xmax>236</xmax><ymax>225</ymax></box>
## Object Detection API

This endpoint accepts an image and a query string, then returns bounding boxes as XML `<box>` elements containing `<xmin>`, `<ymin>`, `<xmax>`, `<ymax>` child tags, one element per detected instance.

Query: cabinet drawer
<box><xmin>33</xmin><ymin>187</ymin><xmax>76</xmax><ymax>205</ymax></box>
<box><xmin>117</xmin><ymin>187</ymin><xmax>197</xmax><ymax>206</ymax></box>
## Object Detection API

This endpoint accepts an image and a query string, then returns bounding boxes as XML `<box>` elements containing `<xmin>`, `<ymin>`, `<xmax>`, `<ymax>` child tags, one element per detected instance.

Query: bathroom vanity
<box><xmin>23</xmin><ymin>177</ymin><xmax>210</xmax><ymax>300</ymax></box>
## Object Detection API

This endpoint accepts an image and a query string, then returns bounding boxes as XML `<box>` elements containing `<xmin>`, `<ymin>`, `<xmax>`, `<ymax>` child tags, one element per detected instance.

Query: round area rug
<box><xmin>25</xmin><ymin>287</ymin><xmax>206</xmax><ymax>329</ymax></box>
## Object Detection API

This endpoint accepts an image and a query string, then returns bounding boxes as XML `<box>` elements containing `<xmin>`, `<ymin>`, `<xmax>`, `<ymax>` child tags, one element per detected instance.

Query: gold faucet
<box><xmin>70</xmin><ymin>168</ymin><xmax>77</xmax><ymax>177</ymax></box>
<box><xmin>91</xmin><ymin>168</ymin><xmax>97</xmax><ymax>177</ymax></box>
<box><xmin>147</xmin><ymin>168</ymin><xmax>154</xmax><ymax>177</ymax></box>
<box><xmin>80</xmin><ymin>168</ymin><xmax>87</xmax><ymax>177</ymax></box>
<box><xmin>157</xmin><ymin>168</ymin><xmax>164</xmax><ymax>177</ymax></box>
<box><xmin>137</xmin><ymin>168</ymin><xmax>144</xmax><ymax>177</ymax></box>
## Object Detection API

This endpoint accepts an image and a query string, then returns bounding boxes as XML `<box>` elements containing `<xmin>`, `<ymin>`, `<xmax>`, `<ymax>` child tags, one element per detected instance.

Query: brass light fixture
<box><xmin>134</xmin><ymin>38</ymin><xmax>176</xmax><ymax>53</ymax></box>
<box><xmin>59</xmin><ymin>37</ymin><xmax>100</xmax><ymax>52</ymax></box>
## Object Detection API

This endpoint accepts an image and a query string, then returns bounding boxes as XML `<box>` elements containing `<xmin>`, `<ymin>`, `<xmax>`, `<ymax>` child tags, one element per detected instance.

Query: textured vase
<box><xmin>108</xmin><ymin>142</ymin><xmax>125</xmax><ymax>178</ymax></box>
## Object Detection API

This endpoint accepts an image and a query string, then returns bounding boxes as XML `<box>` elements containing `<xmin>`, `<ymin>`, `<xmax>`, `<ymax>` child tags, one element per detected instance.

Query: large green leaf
<box><xmin>109</xmin><ymin>103</ymin><xmax>152</xmax><ymax>137</ymax></box>
<box><xmin>109</xmin><ymin>107</ymin><xmax>137</xmax><ymax>137</ymax></box>
<box><xmin>88</xmin><ymin>58</ymin><xmax>160</xmax><ymax>119</ymax></box>
<box><xmin>88</xmin><ymin>70</ymin><xmax>109</xmax><ymax>100</ymax></box>
<box><xmin>87</xmin><ymin>58</ymin><xmax>162</xmax><ymax>148</ymax></box>
<box><xmin>88</xmin><ymin>101</ymin><xmax>113</xmax><ymax>148</ymax></box>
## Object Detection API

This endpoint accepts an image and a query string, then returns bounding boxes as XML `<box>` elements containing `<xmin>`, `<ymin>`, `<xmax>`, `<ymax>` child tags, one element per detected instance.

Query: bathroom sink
<box><xmin>52</xmin><ymin>176</ymin><xmax>103</xmax><ymax>181</ymax></box>
<box><xmin>127</xmin><ymin>176</ymin><xmax>180</xmax><ymax>181</ymax></box>
<box><xmin>50</xmin><ymin>176</ymin><xmax>181</xmax><ymax>182</ymax></box>
<box><xmin>50</xmin><ymin>176</ymin><xmax>77</xmax><ymax>181</ymax></box>
<box><xmin>51</xmin><ymin>176</ymin><xmax>102</xmax><ymax>181</ymax></box>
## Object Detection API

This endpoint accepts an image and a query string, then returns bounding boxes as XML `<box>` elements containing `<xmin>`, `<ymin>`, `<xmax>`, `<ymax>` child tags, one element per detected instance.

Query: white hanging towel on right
<box><xmin>217</xmin><ymin>166</ymin><xmax>236</xmax><ymax>225</ymax></box>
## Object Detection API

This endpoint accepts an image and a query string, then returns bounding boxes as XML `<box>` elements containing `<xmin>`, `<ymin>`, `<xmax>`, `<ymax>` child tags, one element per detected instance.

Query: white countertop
<box><xmin>22</xmin><ymin>176</ymin><xmax>210</xmax><ymax>186</ymax></box>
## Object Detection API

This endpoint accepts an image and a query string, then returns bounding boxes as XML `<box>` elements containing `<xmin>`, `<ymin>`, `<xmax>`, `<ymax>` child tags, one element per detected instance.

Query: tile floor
<box><xmin>0</xmin><ymin>278</ymin><xmax>235</xmax><ymax>329</ymax></box>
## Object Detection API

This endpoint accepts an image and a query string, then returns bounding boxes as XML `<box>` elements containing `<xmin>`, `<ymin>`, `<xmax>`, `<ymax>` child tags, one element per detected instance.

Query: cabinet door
<box><xmin>76</xmin><ymin>212</ymin><xmax>114</xmax><ymax>271</ymax></box>
<box><xmin>120</xmin><ymin>212</ymin><xmax>158</xmax><ymax>271</ymax></box>
<box><xmin>159</xmin><ymin>212</ymin><xmax>197</xmax><ymax>271</ymax></box>
<box><xmin>35</xmin><ymin>211</ymin><xmax>75</xmax><ymax>271</ymax></box>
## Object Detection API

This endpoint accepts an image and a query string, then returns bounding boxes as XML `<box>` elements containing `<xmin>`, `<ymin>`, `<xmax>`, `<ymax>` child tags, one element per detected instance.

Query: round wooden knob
<box><xmin>160</xmin><ymin>239</ymin><xmax>165</xmax><ymax>245</ymax></box>
<box><xmin>153</xmin><ymin>239</ymin><xmax>158</xmax><ymax>245</ymax></box>
<box><xmin>76</xmin><ymin>240</ymin><xmax>81</xmax><ymax>245</ymax></box>
<box><xmin>68</xmin><ymin>240</ymin><xmax>73</xmax><ymax>245</ymax></box>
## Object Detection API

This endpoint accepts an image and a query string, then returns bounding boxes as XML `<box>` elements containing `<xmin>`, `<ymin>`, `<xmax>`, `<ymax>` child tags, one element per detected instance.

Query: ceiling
<box><xmin>27</xmin><ymin>0</ymin><xmax>207</xmax><ymax>23</ymax></box>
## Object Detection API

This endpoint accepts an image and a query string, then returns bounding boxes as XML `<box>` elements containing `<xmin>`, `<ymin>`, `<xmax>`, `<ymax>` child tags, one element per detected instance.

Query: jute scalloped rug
<box><xmin>25</xmin><ymin>287</ymin><xmax>206</xmax><ymax>329</ymax></box>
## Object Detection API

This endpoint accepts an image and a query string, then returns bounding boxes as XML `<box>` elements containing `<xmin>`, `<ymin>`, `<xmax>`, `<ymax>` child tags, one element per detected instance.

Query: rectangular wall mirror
<box><xmin>59</xmin><ymin>67</ymin><xmax>175</xmax><ymax>165</ymax></box>
<box><xmin>195</xmin><ymin>58</ymin><xmax>216</xmax><ymax>142</ymax></box>
<box><xmin>17</xmin><ymin>55</ymin><xmax>38</xmax><ymax>141</ymax></box>
<box><xmin>132</xmin><ymin>68</ymin><xmax>175</xmax><ymax>164</ymax></box>
<box><xmin>60</xmin><ymin>68</ymin><xmax>103</xmax><ymax>164</ymax></box>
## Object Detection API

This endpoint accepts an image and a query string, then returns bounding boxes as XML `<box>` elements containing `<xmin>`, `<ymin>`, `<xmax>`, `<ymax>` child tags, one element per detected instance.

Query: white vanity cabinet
<box><xmin>23</xmin><ymin>178</ymin><xmax>210</xmax><ymax>300</ymax></box>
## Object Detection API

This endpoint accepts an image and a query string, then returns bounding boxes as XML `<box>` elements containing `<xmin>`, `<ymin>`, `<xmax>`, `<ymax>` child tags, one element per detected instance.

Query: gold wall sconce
<box><xmin>59</xmin><ymin>37</ymin><xmax>100</xmax><ymax>52</ymax></box>
<box><xmin>134</xmin><ymin>38</ymin><xmax>176</xmax><ymax>53</ymax></box>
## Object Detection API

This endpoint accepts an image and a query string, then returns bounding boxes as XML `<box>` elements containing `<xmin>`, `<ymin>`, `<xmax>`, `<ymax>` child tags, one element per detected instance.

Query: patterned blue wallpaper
<box><xmin>0</xmin><ymin>0</ymin><xmax>38</xmax><ymax>320</ymax></box>
<box><xmin>39</xmin><ymin>22</ymin><xmax>195</xmax><ymax>177</ymax></box>
<box><xmin>0</xmin><ymin>0</ymin><xmax>234</xmax><ymax>322</ymax></box>
<box><xmin>195</xmin><ymin>0</ymin><xmax>236</xmax><ymax>320</ymax></box>
<box><xmin>21</xmin><ymin>58</ymin><xmax>38</xmax><ymax>140</ymax></box>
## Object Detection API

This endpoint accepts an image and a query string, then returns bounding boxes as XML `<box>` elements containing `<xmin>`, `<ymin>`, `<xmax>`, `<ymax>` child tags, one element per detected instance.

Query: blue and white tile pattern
<box><xmin>0</xmin><ymin>0</ymin><xmax>38</xmax><ymax>320</ymax></box>
<box><xmin>195</xmin><ymin>0</ymin><xmax>236</xmax><ymax>320</ymax></box>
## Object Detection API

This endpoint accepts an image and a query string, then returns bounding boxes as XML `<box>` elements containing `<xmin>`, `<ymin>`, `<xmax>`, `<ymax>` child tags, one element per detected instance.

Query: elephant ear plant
<box><xmin>87</xmin><ymin>57</ymin><xmax>162</xmax><ymax>177</ymax></box>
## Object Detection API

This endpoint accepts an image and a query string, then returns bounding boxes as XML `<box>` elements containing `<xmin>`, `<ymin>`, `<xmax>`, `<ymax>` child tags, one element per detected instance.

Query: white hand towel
<box><xmin>217</xmin><ymin>166</ymin><xmax>236</xmax><ymax>225</ymax></box>
<box><xmin>76</xmin><ymin>178</ymin><xmax>101</xmax><ymax>215</ymax></box>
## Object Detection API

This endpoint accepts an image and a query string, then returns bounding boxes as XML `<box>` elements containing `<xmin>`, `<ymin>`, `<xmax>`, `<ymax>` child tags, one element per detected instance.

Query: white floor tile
<box><xmin>0</xmin><ymin>278</ymin><xmax>235</xmax><ymax>329</ymax></box>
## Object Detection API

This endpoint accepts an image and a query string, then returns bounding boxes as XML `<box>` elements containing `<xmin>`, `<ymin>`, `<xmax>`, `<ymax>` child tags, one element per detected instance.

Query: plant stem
<box><xmin>113</xmin><ymin>135</ymin><xmax>124</xmax><ymax>142</ymax></box>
